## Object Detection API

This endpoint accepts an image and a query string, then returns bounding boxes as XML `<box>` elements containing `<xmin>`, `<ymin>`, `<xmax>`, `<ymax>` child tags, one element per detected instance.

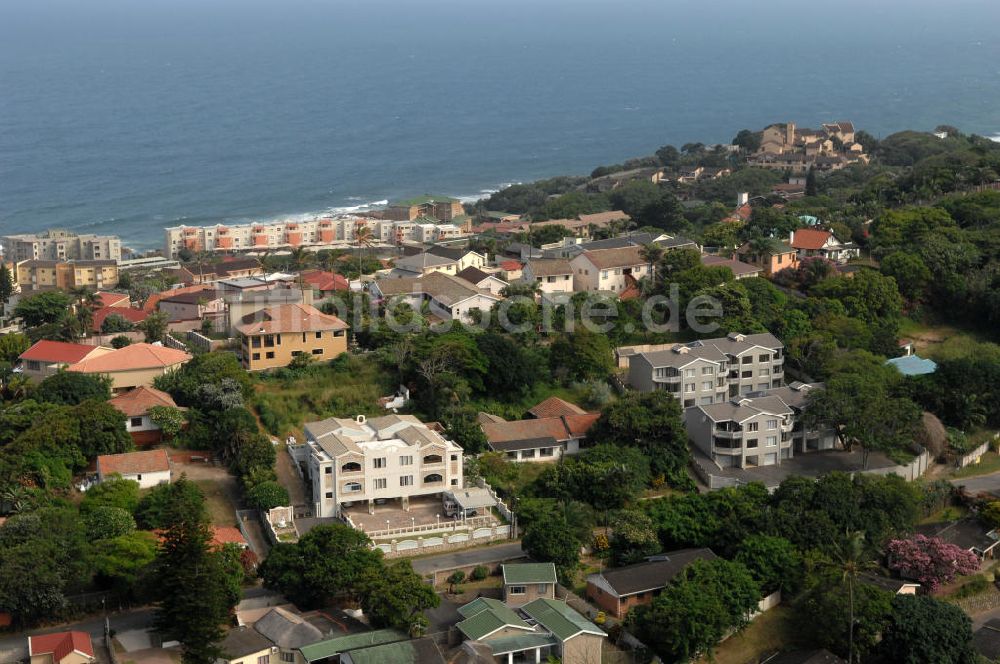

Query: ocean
<box><xmin>2</xmin><ymin>0</ymin><xmax>1000</xmax><ymax>251</ymax></box>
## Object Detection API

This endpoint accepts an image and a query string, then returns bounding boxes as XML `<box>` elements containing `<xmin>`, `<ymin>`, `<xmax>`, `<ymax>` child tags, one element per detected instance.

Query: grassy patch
<box><xmin>470</xmin><ymin>381</ymin><xmax>597</xmax><ymax>420</ymax></box>
<box><xmin>193</xmin><ymin>479</ymin><xmax>239</xmax><ymax>527</ymax></box>
<box><xmin>252</xmin><ymin>354</ymin><xmax>395</xmax><ymax>437</ymax></box>
<box><xmin>697</xmin><ymin>605</ymin><xmax>797</xmax><ymax>664</ymax></box>
<box><xmin>898</xmin><ymin>319</ymin><xmax>1000</xmax><ymax>362</ymax></box>
<box><xmin>951</xmin><ymin>452</ymin><xmax>1000</xmax><ymax>479</ymax></box>
<box><xmin>919</xmin><ymin>505</ymin><xmax>969</xmax><ymax>525</ymax></box>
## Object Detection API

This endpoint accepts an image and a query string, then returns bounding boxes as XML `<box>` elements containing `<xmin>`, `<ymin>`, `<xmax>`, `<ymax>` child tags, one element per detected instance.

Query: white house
<box><xmin>371</xmin><ymin>272</ymin><xmax>502</xmax><ymax>324</ymax></box>
<box><xmin>107</xmin><ymin>385</ymin><xmax>184</xmax><ymax>446</ymax></box>
<box><xmin>95</xmin><ymin>449</ymin><xmax>171</xmax><ymax>489</ymax></box>
<box><xmin>790</xmin><ymin>229</ymin><xmax>860</xmax><ymax>264</ymax></box>
<box><xmin>521</xmin><ymin>259</ymin><xmax>575</xmax><ymax>295</ymax></box>
<box><xmin>569</xmin><ymin>246</ymin><xmax>649</xmax><ymax>293</ymax></box>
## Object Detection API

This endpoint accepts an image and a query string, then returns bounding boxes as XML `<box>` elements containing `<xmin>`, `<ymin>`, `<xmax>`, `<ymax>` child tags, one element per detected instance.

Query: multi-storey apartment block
<box><xmin>163</xmin><ymin>216</ymin><xmax>467</xmax><ymax>258</ymax></box>
<box><xmin>2</xmin><ymin>229</ymin><xmax>121</xmax><ymax>262</ymax></box>
<box><xmin>300</xmin><ymin>414</ymin><xmax>464</xmax><ymax>518</ymax></box>
<box><xmin>383</xmin><ymin>195</ymin><xmax>465</xmax><ymax>222</ymax></box>
<box><xmin>625</xmin><ymin>332</ymin><xmax>785</xmax><ymax>407</ymax></box>
<box><xmin>15</xmin><ymin>259</ymin><xmax>120</xmax><ymax>292</ymax></box>
<box><xmin>683</xmin><ymin>382</ymin><xmax>835</xmax><ymax>469</ymax></box>
<box><xmin>236</xmin><ymin>303</ymin><xmax>348</xmax><ymax>371</ymax></box>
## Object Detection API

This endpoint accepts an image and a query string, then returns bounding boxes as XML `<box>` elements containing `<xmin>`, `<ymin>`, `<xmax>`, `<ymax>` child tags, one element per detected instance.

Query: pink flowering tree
<box><xmin>886</xmin><ymin>534</ymin><xmax>980</xmax><ymax>590</ymax></box>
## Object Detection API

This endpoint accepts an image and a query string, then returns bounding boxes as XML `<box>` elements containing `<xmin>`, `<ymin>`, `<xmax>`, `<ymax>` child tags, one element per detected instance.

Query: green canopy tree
<box><xmin>14</xmin><ymin>291</ymin><xmax>72</xmax><ymax>327</ymax></box>
<box><xmin>877</xmin><ymin>595</ymin><xmax>976</xmax><ymax>664</ymax></box>
<box><xmin>362</xmin><ymin>560</ymin><xmax>441</xmax><ymax>636</ymax></box>
<box><xmin>35</xmin><ymin>372</ymin><xmax>112</xmax><ymax>405</ymax></box>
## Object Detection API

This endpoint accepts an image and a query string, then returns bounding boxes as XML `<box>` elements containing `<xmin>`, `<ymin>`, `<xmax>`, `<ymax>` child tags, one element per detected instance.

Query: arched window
<box><xmin>424</xmin><ymin>473</ymin><xmax>443</xmax><ymax>484</ymax></box>
<box><xmin>344</xmin><ymin>482</ymin><xmax>362</xmax><ymax>493</ymax></box>
<box><xmin>423</xmin><ymin>454</ymin><xmax>443</xmax><ymax>465</ymax></box>
<box><xmin>341</xmin><ymin>462</ymin><xmax>362</xmax><ymax>473</ymax></box>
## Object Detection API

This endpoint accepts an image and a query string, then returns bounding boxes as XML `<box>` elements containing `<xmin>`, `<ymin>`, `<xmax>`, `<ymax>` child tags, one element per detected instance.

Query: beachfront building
<box><xmin>299</xmin><ymin>414</ymin><xmax>464</xmax><ymax>518</ymax></box>
<box><xmin>383</xmin><ymin>195</ymin><xmax>466</xmax><ymax>222</ymax></box>
<box><xmin>15</xmin><ymin>259</ymin><xmax>120</xmax><ymax>292</ymax></box>
<box><xmin>2</xmin><ymin>229</ymin><xmax>121</xmax><ymax>263</ymax></box>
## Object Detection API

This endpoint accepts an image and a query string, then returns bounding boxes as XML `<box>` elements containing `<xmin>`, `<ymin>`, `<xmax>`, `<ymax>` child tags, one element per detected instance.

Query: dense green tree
<box><xmin>628</xmin><ymin>558</ymin><xmax>760</xmax><ymax>663</ymax></box>
<box><xmin>548</xmin><ymin>329</ymin><xmax>613</xmax><ymax>382</ymax></box>
<box><xmin>35</xmin><ymin>372</ymin><xmax>112</xmax><ymax>405</ymax></box>
<box><xmin>798</xmin><ymin>578</ymin><xmax>892</xmax><ymax>661</ymax></box>
<box><xmin>0</xmin><ymin>333</ymin><xmax>30</xmax><ymax>364</ymax></box>
<box><xmin>362</xmin><ymin>560</ymin><xmax>440</xmax><ymax>636</ymax></box>
<box><xmin>731</xmin><ymin>129</ymin><xmax>761</xmax><ymax>153</ymax></box>
<box><xmin>136</xmin><ymin>477</ymin><xmax>207</xmax><ymax>529</ymax></box>
<box><xmin>155</xmin><ymin>351</ymin><xmax>253</xmax><ymax>406</ymax></box>
<box><xmin>100</xmin><ymin>313</ymin><xmax>135</xmax><ymax>333</ymax></box>
<box><xmin>91</xmin><ymin>531</ymin><xmax>158</xmax><ymax>597</ymax></box>
<box><xmin>246</xmin><ymin>481</ymin><xmax>290</xmax><ymax>512</ymax></box>
<box><xmin>14</xmin><ymin>291</ymin><xmax>72</xmax><ymax>327</ymax></box>
<box><xmin>609</xmin><ymin>509</ymin><xmax>660</xmax><ymax>566</ymax></box>
<box><xmin>0</xmin><ymin>263</ymin><xmax>13</xmax><ymax>307</ymax></box>
<box><xmin>734</xmin><ymin>534</ymin><xmax>803</xmax><ymax>595</ymax></box>
<box><xmin>521</xmin><ymin>514</ymin><xmax>581</xmax><ymax>585</ymax></box>
<box><xmin>148</xmin><ymin>405</ymin><xmax>186</xmax><ymax>441</ymax></box>
<box><xmin>880</xmin><ymin>251</ymin><xmax>931</xmax><ymax>302</ymax></box>
<box><xmin>110</xmin><ymin>335</ymin><xmax>132</xmax><ymax>349</ymax></box>
<box><xmin>138</xmin><ymin>311</ymin><xmax>169</xmax><ymax>343</ymax></box>
<box><xmin>475</xmin><ymin>332</ymin><xmax>539</xmax><ymax>398</ymax></box>
<box><xmin>85</xmin><ymin>505</ymin><xmax>137</xmax><ymax>540</ymax></box>
<box><xmin>80</xmin><ymin>476</ymin><xmax>141</xmax><ymax>514</ymax></box>
<box><xmin>876</xmin><ymin>595</ymin><xmax>976</xmax><ymax>664</ymax></box>
<box><xmin>75</xmin><ymin>400</ymin><xmax>133</xmax><ymax>458</ymax></box>
<box><xmin>258</xmin><ymin>524</ymin><xmax>383</xmax><ymax>609</ymax></box>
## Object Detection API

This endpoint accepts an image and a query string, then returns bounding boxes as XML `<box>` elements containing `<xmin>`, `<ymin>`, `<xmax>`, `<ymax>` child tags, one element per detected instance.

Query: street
<box><xmin>411</xmin><ymin>541</ymin><xmax>526</xmax><ymax>576</ymax></box>
<box><xmin>951</xmin><ymin>471</ymin><xmax>1000</xmax><ymax>497</ymax></box>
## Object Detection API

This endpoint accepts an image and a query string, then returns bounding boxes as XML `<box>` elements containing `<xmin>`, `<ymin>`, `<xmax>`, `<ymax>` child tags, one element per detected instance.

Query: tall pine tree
<box><xmin>153</xmin><ymin>478</ymin><xmax>237</xmax><ymax>664</ymax></box>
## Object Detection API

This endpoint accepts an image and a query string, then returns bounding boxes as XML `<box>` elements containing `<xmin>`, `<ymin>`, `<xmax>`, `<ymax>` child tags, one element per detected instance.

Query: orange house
<box><xmin>736</xmin><ymin>239</ymin><xmax>799</xmax><ymax>277</ymax></box>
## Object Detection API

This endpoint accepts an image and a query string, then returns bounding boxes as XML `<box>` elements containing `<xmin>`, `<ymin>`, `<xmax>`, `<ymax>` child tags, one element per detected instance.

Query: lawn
<box><xmin>697</xmin><ymin>606</ymin><xmax>797</xmax><ymax>664</ymax></box>
<box><xmin>193</xmin><ymin>478</ymin><xmax>240</xmax><ymax>527</ymax></box>
<box><xmin>252</xmin><ymin>354</ymin><xmax>395</xmax><ymax>438</ymax></box>
<box><xmin>898</xmin><ymin>319</ymin><xmax>1000</xmax><ymax>362</ymax></box>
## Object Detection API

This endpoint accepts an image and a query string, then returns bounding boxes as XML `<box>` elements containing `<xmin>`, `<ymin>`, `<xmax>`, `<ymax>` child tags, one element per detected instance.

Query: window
<box><xmin>374</xmin><ymin>478</ymin><xmax>387</xmax><ymax>490</ymax></box>
<box><xmin>265</xmin><ymin>351</ymin><xmax>275</xmax><ymax>359</ymax></box>
<box><xmin>399</xmin><ymin>455</ymin><xmax>413</xmax><ymax>466</ymax></box>
<box><xmin>767</xmin><ymin>419</ymin><xmax>778</xmax><ymax>430</ymax></box>
<box><xmin>746</xmin><ymin>438</ymin><xmax>758</xmax><ymax>448</ymax></box>
<box><xmin>757</xmin><ymin>383</ymin><xmax>770</xmax><ymax>391</ymax></box>
<box><xmin>342</xmin><ymin>462</ymin><xmax>361</xmax><ymax>472</ymax></box>
<box><xmin>741</xmin><ymin>370</ymin><xmax>752</xmax><ymax>378</ymax></box>
<box><xmin>742</xmin><ymin>356</ymin><xmax>752</xmax><ymax>364</ymax></box>
<box><xmin>685</xmin><ymin>368</ymin><xmax>696</xmax><ymax>377</ymax></box>
<box><xmin>324</xmin><ymin>466</ymin><xmax>332</xmax><ymax>474</ymax></box>
<box><xmin>131</xmin><ymin>417</ymin><xmax>143</xmax><ymax>428</ymax></box>
<box><xmin>252</xmin><ymin>353</ymin><xmax>260</xmax><ymax>361</ymax></box>
<box><xmin>423</xmin><ymin>454</ymin><xmax>443</xmax><ymax>464</ymax></box>
<box><xmin>702</xmin><ymin>366</ymin><xmax>714</xmax><ymax>375</ymax></box>
<box><xmin>509</xmin><ymin>585</ymin><xmax>526</xmax><ymax>595</ymax></box>
<box><xmin>315</xmin><ymin>331</ymin><xmax>323</xmax><ymax>339</ymax></box>
<box><xmin>400</xmin><ymin>475</ymin><xmax>413</xmax><ymax>487</ymax></box>
<box><xmin>282</xmin><ymin>654</ymin><xmax>295</xmax><ymax>663</ymax></box>
<box><xmin>538</xmin><ymin>584</ymin><xmax>548</xmax><ymax>593</ymax></box>
<box><xmin>521</xmin><ymin>449</ymin><xmax>536</xmax><ymax>459</ymax></box>
<box><xmin>258</xmin><ymin>656</ymin><xmax>270</xmax><ymax>664</ymax></box>
<box><xmin>758</xmin><ymin>354</ymin><xmax>770</xmax><ymax>362</ymax></box>
<box><xmin>312</xmin><ymin>348</ymin><xmax>324</xmax><ymax>355</ymax></box>
<box><xmin>701</xmin><ymin>381</ymin><xmax>712</xmax><ymax>390</ymax></box>
<box><xmin>373</xmin><ymin>458</ymin><xmax>387</xmax><ymax>469</ymax></box>
<box><xmin>344</xmin><ymin>482</ymin><xmax>362</xmax><ymax>493</ymax></box>
<box><xmin>760</xmin><ymin>367</ymin><xmax>770</xmax><ymax>376</ymax></box>
<box><xmin>766</xmin><ymin>436</ymin><xmax>778</xmax><ymax>447</ymax></box>
<box><xmin>684</xmin><ymin>383</ymin><xmax>695</xmax><ymax>393</ymax></box>
<box><xmin>700</xmin><ymin>396</ymin><xmax>713</xmax><ymax>405</ymax></box>
<box><xmin>683</xmin><ymin>399</ymin><xmax>695</xmax><ymax>408</ymax></box>
<box><xmin>601</xmin><ymin>270</ymin><xmax>608</xmax><ymax>280</ymax></box>
<box><xmin>325</xmin><ymin>491</ymin><xmax>333</xmax><ymax>499</ymax></box>
<box><xmin>424</xmin><ymin>473</ymin><xmax>443</xmax><ymax>483</ymax></box>
<box><xmin>747</xmin><ymin>422</ymin><xmax>759</xmax><ymax>432</ymax></box>
<box><xmin>540</xmin><ymin>447</ymin><xmax>554</xmax><ymax>457</ymax></box>
<box><xmin>451</xmin><ymin>479</ymin><xmax>459</xmax><ymax>485</ymax></box>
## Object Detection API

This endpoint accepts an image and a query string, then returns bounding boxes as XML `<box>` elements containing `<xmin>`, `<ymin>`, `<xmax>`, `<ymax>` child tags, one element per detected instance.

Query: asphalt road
<box><xmin>951</xmin><ymin>471</ymin><xmax>1000</xmax><ymax>497</ymax></box>
<box><xmin>411</xmin><ymin>541</ymin><xmax>526</xmax><ymax>576</ymax></box>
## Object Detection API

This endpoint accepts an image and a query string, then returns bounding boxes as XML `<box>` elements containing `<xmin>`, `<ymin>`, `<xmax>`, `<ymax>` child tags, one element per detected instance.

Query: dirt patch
<box><xmin>274</xmin><ymin>445</ymin><xmax>308</xmax><ymax>506</ymax></box>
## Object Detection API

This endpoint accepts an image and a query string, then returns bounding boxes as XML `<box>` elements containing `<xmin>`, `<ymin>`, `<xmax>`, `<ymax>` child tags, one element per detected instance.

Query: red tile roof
<box><xmin>68</xmin><ymin>343</ymin><xmax>192</xmax><ymax>373</ymax></box>
<box><xmin>92</xmin><ymin>306</ymin><xmax>149</xmax><ymax>332</ymax></box>
<box><xmin>211</xmin><ymin>526</ymin><xmax>248</xmax><ymax>547</ymax></box>
<box><xmin>791</xmin><ymin>229</ymin><xmax>833</xmax><ymax>250</ymax></box>
<box><xmin>301</xmin><ymin>270</ymin><xmax>350</xmax><ymax>292</ymax></box>
<box><xmin>500</xmin><ymin>260</ymin><xmax>524</xmax><ymax>271</ymax></box>
<box><xmin>237</xmin><ymin>303</ymin><xmax>348</xmax><ymax>335</ymax></box>
<box><xmin>528</xmin><ymin>396</ymin><xmax>586</xmax><ymax>419</ymax></box>
<box><xmin>97</xmin><ymin>449</ymin><xmax>170</xmax><ymax>476</ymax></box>
<box><xmin>20</xmin><ymin>340</ymin><xmax>100</xmax><ymax>364</ymax></box>
<box><xmin>562</xmin><ymin>413</ymin><xmax>601</xmax><ymax>437</ymax></box>
<box><xmin>29</xmin><ymin>631</ymin><xmax>94</xmax><ymax>662</ymax></box>
<box><xmin>96</xmin><ymin>291</ymin><xmax>130</xmax><ymax>308</ymax></box>
<box><xmin>108</xmin><ymin>386</ymin><xmax>180</xmax><ymax>418</ymax></box>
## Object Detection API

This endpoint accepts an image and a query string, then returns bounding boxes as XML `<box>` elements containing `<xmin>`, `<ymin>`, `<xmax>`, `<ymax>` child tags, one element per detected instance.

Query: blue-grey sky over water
<box><xmin>2</xmin><ymin>0</ymin><xmax>999</xmax><ymax>249</ymax></box>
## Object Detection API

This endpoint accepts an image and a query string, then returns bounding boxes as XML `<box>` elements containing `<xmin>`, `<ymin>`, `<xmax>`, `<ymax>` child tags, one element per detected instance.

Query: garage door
<box><xmin>763</xmin><ymin>453</ymin><xmax>778</xmax><ymax>466</ymax></box>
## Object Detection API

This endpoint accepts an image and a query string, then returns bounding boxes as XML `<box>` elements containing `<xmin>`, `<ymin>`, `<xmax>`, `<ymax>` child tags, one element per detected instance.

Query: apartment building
<box><xmin>383</xmin><ymin>195</ymin><xmax>465</xmax><ymax>222</ymax></box>
<box><xmin>570</xmin><ymin>246</ymin><xmax>649</xmax><ymax>293</ymax></box>
<box><xmin>163</xmin><ymin>216</ymin><xmax>467</xmax><ymax>258</ymax></box>
<box><xmin>626</xmin><ymin>332</ymin><xmax>785</xmax><ymax>407</ymax></box>
<box><xmin>15</xmin><ymin>259</ymin><xmax>120</xmax><ymax>291</ymax></box>
<box><xmin>684</xmin><ymin>382</ymin><xmax>835</xmax><ymax>469</ymax></box>
<box><xmin>2</xmin><ymin>230</ymin><xmax>121</xmax><ymax>262</ymax></box>
<box><xmin>236</xmin><ymin>303</ymin><xmax>348</xmax><ymax>371</ymax></box>
<box><xmin>300</xmin><ymin>414</ymin><xmax>464</xmax><ymax>518</ymax></box>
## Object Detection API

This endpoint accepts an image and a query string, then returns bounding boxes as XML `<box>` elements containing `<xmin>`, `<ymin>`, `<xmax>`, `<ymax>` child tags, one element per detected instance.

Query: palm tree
<box><xmin>638</xmin><ymin>243</ymin><xmax>665</xmax><ymax>285</ymax></box>
<box><xmin>355</xmin><ymin>223</ymin><xmax>375</xmax><ymax>279</ymax></box>
<box><xmin>289</xmin><ymin>246</ymin><xmax>314</xmax><ymax>271</ymax></box>
<box><xmin>821</xmin><ymin>531</ymin><xmax>876</xmax><ymax>663</ymax></box>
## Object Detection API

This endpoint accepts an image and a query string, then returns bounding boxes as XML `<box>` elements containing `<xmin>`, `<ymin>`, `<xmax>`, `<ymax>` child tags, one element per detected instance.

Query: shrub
<box><xmin>247</xmin><ymin>481</ymin><xmax>290</xmax><ymax>512</ymax></box>
<box><xmin>469</xmin><ymin>565</ymin><xmax>489</xmax><ymax>581</ymax></box>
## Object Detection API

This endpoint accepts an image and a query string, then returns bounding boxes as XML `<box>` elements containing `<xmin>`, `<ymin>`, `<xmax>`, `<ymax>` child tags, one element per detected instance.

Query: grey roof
<box><xmin>858</xmin><ymin>573</ymin><xmax>918</xmax><ymax>594</ymax></box>
<box><xmin>218</xmin><ymin>626</ymin><xmax>274</xmax><ymax>659</ymax></box>
<box><xmin>701</xmin><ymin>255</ymin><xmax>762</xmax><ymax>277</ymax></box>
<box><xmin>375</xmin><ymin>272</ymin><xmax>501</xmax><ymax>307</ymax></box>
<box><xmin>254</xmin><ymin>607</ymin><xmax>324</xmax><ymax>649</ymax></box>
<box><xmin>303</xmin><ymin>419</ymin><xmax>362</xmax><ymax>458</ymax></box>
<box><xmin>759</xmin><ymin>382</ymin><xmax>823</xmax><ymax>410</ymax></box>
<box><xmin>455</xmin><ymin>266</ymin><xmax>493</xmax><ymax>285</ymax></box>
<box><xmin>393</xmin><ymin>252</ymin><xmax>457</xmax><ymax>271</ymax></box>
<box><xmin>448</xmin><ymin>487</ymin><xmax>498</xmax><ymax>510</ymax></box>
<box><xmin>916</xmin><ymin>520</ymin><xmax>1000</xmax><ymax>554</ymax></box>
<box><xmin>427</xmin><ymin>245</ymin><xmax>474</xmax><ymax>261</ymax></box>
<box><xmin>526</xmin><ymin>259</ymin><xmax>573</xmax><ymax>277</ymax></box>
<box><xmin>591</xmin><ymin>549</ymin><xmax>717</xmax><ymax>597</ymax></box>
<box><xmin>696</xmin><ymin>392</ymin><xmax>799</xmax><ymax>423</ymax></box>
<box><xmin>637</xmin><ymin>332</ymin><xmax>783</xmax><ymax>370</ymax></box>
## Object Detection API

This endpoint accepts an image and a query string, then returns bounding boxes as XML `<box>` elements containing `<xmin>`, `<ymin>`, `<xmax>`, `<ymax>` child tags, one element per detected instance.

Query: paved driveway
<box><xmin>952</xmin><ymin>472</ymin><xmax>1000</xmax><ymax>497</ymax></box>
<box><xmin>411</xmin><ymin>542</ymin><xmax>525</xmax><ymax>576</ymax></box>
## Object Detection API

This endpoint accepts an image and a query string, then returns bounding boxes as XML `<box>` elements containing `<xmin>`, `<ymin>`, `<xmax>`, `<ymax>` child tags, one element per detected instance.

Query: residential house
<box><xmin>570</xmin><ymin>246</ymin><xmax>649</xmax><ymax>293</ymax></box>
<box><xmin>577</xmin><ymin>210</ymin><xmax>631</xmax><ymax>232</ymax></box>
<box><xmin>108</xmin><ymin>386</ymin><xmax>184</xmax><ymax>446</ymax></box>
<box><xmin>586</xmin><ymin>549</ymin><xmax>717</xmax><ymax>618</ymax></box>
<box><xmin>236</xmin><ymin>303</ymin><xmax>348</xmax><ymax>371</ymax></box>
<box><xmin>790</xmin><ymin>229</ymin><xmax>859</xmax><ymax>264</ymax></box>
<box><xmin>17</xmin><ymin>340</ymin><xmax>112</xmax><ymax>382</ymax></box>
<box><xmin>502</xmin><ymin>563</ymin><xmax>557</xmax><ymax>607</ymax></box>
<box><xmin>371</xmin><ymin>272</ymin><xmax>502</xmax><ymax>324</ymax></box>
<box><xmin>455</xmin><ymin>597</ymin><xmax>605</xmax><ymax>664</ymax></box>
<box><xmin>300</xmin><ymin>270</ymin><xmax>350</xmax><ymax>298</ymax></box>
<box><xmin>426</xmin><ymin>245</ymin><xmax>488</xmax><ymax>270</ymax></box>
<box><xmin>66</xmin><ymin>342</ymin><xmax>192</xmax><ymax>393</ymax></box>
<box><xmin>254</xmin><ymin>607</ymin><xmax>325</xmax><ymax>664</ymax></box>
<box><xmin>27</xmin><ymin>631</ymin><xmax>96</xmax><ymax>664</ymax></box>
<box><xmin>91</xmin><ymin>306</ymin><xmax>148</xmax><ymax>334</ymax></box>
<box><xmin>497</xmin><ymin>260</ymin><xmax>524</xmax><ymax>282</ymax></box>
<box><xmin>389</xmin><ymin>252</ymin><xmax>459</xmax><ymax>278</ymax></box>
<box><xmin>2</xmin><ymin>229</ymin><xmax>120</xmax><ymax>262</ymax></box>
<box><xmin>455</xmin><ymin>266</ymin><xmax>508</xmax><ymax>295</ymax></box>
<box><xmin>521</xmin><ymin>259</ymin><xmax>574</xmax><ymax>295</ymax></box>
<box><xmin>859</xmin><ymin>573</ymin><xmax>920</xmax><ymax>596</ymax></box>
<box><xmin>298</xmin><ymin>629</ymin><xmax>408</xmax><ymax>664</ymax></box>
<box><xmin>916</xmin><ymin>520</ymin><xmax>1000</xmax><ymax>559</ymax></box>
<box><xmin>211</xmin><ymin>526</ymin><xmax>249</xmax><ymax>550</ymax></box>
<box><xmin>765</xmin><ymin>382</ymin><xmax>838</xmax><ymax>453</ymax></box>
<box><xmin>96</xmin><ymin>449</ymin><xmax>171</xmax><ymax>489</ymax></box>
<box><xmin>626</xmin><ymin>332</ymin><xmax>785</xmax><ymax>406</ymax></box>
<box><xmin>480</xmin><ymin>403</ymin><xmax>599</xmax><ymax>462</ymax></box>
<box><xmin>15</xmin><ymin>259</ymin><xmax>119</xmax><ymax>292</ymax></box>
<box><xmin>157</xmin><ymin>287</ymin><xmax>227</xmax><ymax>326</ymax></box>
<box><xmin>684</xmin><ymin>395</ymin><xmax>794</xmax><ymax>469</ymax></box>
<box><xmin>217</xmin><ymin>627</ymin><xmax>276</xmax><ymax>664</ymax></box>
<box><xmin>547</xmin><ymin>232</ymin><xmax>698</xmax><ymax>261</ymax></box>
<box><xmin>736</xmin><ymin>239</ymin><xmax>799</xmax><ymax>277</ymax></box>
<box><xmin>701</xmin><ymin>254</ymin><xmax>763</xmax><ymax>279</ymax></box>
<box><xmin>586</xmin><ymin>167</ymin><xmax>665</xmax><ymax>192</ymax></box>
<box><xmin>340</xmin><ymin>637</ymin><xmax>446</xmax><ymax>664</ymax></box>
<box><xmin>298</xmin><ymin>414</ymin><xmax>463</xmax><ymax>519</ymax></box>
<box><xmin>165</xmin><ymin>257</ymin><xmax>264</xmax><ymax>286</ymax></box>
<box><xmin>95</xmin><ymin>291</ymin><xmax>130</xmax><ymax>308</ymax></box>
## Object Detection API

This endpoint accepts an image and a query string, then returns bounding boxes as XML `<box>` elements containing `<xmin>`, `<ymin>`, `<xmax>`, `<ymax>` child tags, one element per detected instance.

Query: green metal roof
<box><xmin>456</xmin><ymin>598</ymin><xmax>532</xmax><ymax>641</ymax></box>
<box><xmin>297</xmin><ymin>629</ymin><xmax>406</xmax><ymax>662</ymax></box>
<box><xmin>342</xmin><ymin>637</ymin><xmax>444</xmax><ymax>664</ymax></box>
<box><xmin>484</xmin><ymin>632</ymin><xmax>559</xmax><ymax>655</ymax></box>
<box><xmin>503</xmin><ymin>563</ymin><xmax>557</xmax><ymax>585</ymax></box>
<box><xmin>391</xmin><ymin>194</ymin><xmax>459</xmax><ymax>207</ymax></box>
<box><xmin>521</xmin><ymin>599</ymin><xmax>605</xmax><ymax>641</ymax></box>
